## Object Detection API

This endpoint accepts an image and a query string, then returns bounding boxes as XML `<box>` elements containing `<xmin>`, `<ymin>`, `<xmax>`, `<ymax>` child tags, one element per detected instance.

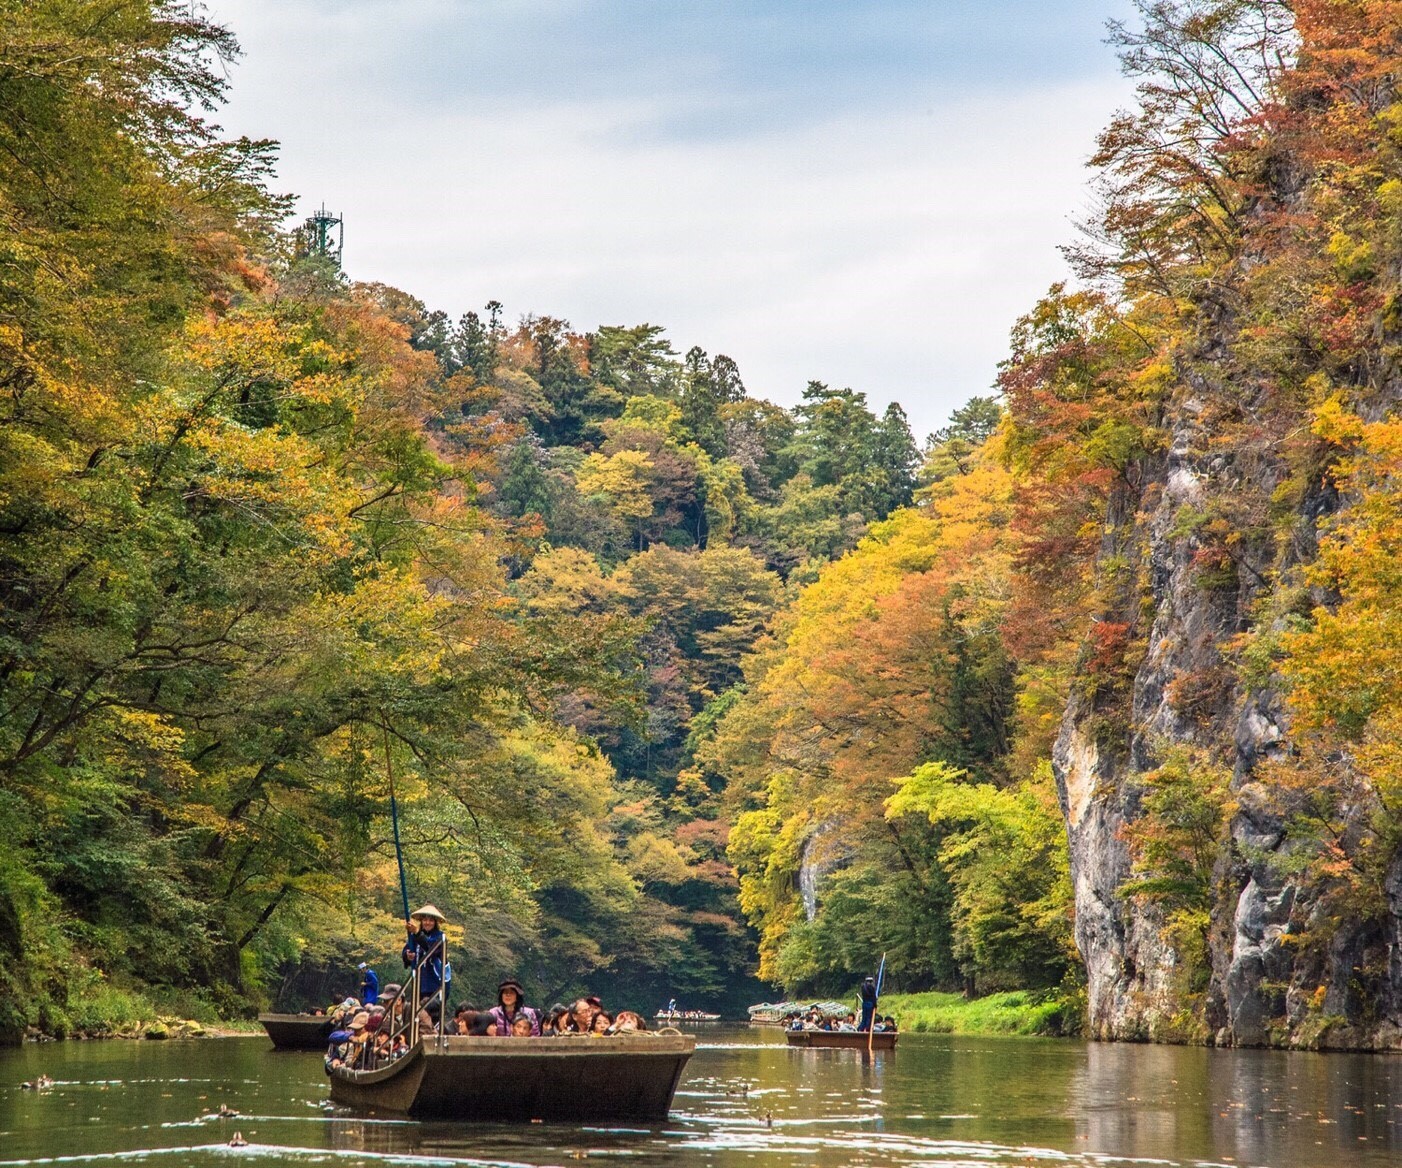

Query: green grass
<box><xmin>882</xmin><ymin>989</ymin><xmax>1082</xmax><ymax>1037</ymax></box>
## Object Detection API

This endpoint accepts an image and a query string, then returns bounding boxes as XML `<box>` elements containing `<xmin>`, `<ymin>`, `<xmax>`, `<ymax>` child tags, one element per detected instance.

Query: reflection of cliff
<box><xmin>1070</xmin><ymin>1043</ymin><xmax>1402</xmax><ymax>1164</ymax></box>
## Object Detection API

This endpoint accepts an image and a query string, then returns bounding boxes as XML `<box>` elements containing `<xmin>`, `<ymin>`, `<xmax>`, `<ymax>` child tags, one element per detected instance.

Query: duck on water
<box><xmin>323</xmin><ymin>905</ymin><xmax>695</xmax><ymax>1122</ymax></box>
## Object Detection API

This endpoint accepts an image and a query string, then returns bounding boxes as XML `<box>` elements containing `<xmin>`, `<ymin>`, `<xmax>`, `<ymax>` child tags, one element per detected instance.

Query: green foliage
<box><xmin>882</xmin><ymin>988</ymin><xmax>1081</xmax><ymax>1036</ymax></box>
<box><xmin>886</xmin><ymin>762</ymin><xmax>1074</xmax><ymax>991</ymax></box>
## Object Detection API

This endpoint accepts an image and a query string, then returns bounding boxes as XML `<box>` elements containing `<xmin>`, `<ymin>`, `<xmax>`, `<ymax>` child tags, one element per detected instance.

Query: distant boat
<box><xmin>654</xmin><ymin>1008</ymin><xmax>722</xmax><ymax>1021</ymax></box>
<box><xmin>785</xmin><ymin>1029</ymin><xmax>897</xmax><ymax>1050</ymax></box>
<box><xmin>328</xmin><ymin>1034</ymin><xmax>696</xmax><ymax>1121</ymax></box>
<box><xmin>259</xmin><ymin>1013</ymin><xmax>333</xmax><ymax>1050</ymax></box>
<box><xmin>747</xmin><ymin>1000</ymin><xmax>849</xmax><ymax>1025</ymax></box>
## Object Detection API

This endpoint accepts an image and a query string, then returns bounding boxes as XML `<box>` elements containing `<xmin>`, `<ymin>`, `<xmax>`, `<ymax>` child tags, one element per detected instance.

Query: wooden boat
<box><xmin>785</xmin><ymin>1029</ymin><xmax>898</xmax><ymax>1050</ymax></box>
<box><xmin>328</xmin><ymin>1033</ymin><xmax>696</xmax><ymax>1121</ymax></box>
<box><xmin>259</xmin><ymin>1012</ymin><xmax>334</xmax><ymax>1050</ymax></box>
<box><xmin>654</xmin><ymin>1010</ymin><xmax>722</xmax><ymax>1022</ymax></box>
<box><xmin>748</xmin><ymin>999</ymin><xmax>849</xmax><ymax>1025</ymax></box>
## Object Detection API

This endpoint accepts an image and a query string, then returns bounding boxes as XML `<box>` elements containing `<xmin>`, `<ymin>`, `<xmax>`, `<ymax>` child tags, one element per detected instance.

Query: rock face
<box><xmin>1052</xmin><ymin>374</ymin><xmax>1402</xmax><ymax>1050</ymax></box>
<box><xmin>797</xmin><ymin>821</ymin><xmax>850</xmax><ymax>922</ymax></box>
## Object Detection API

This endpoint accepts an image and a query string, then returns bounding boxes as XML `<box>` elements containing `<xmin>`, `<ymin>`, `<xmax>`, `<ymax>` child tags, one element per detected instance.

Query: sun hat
<box><xmin>410</xmin><ymin>904</ymin><xmax>447</xmax><ymax>922</ymax></box>
<box><xmin>348</xmin><ymin>1011</ymin><xmax>370</xmax><ymax>1031</ymax></box>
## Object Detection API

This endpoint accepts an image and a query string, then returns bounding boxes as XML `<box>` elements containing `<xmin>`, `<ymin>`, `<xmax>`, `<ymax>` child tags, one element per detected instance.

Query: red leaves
<box><xmin>1086</xmin><ymin>621</ymin><xmax>1132</xmax><ymax>675</ymax></box>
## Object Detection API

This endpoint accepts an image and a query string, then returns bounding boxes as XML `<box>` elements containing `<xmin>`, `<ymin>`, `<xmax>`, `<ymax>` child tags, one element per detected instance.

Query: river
<box><xmin>1</xmin><ymin>1025</ymin><xmax>1399</xmax><ymax>1167</ymax></box>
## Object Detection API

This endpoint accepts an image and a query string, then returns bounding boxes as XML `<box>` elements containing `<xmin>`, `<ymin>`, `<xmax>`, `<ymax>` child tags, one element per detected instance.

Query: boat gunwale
<box><xmin>329</xmin><ymin>1032</ymin><xmax>696</xmax><ymax>1087</ymax></box>
<box><xmin>784</xmin><ymin>1029</ymin><xmax>898</xmax><ymax>1049</ymax></box>
<box><xmin>258</xmin><ymin>1011</ymin><xmax>332</xmax><ymax>1024</ymax></box>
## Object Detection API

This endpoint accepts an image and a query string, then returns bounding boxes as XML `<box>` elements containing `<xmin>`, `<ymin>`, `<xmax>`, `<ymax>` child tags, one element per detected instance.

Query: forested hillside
<box><xmin>7</xmin><ymin>0</ymin><xmax>1402</xmax><ymax>1051</ymax></box>
<box><xmin>718</xmin><ymin>0</ymin><xmax>1402</xmax><ymax>1050</ymax></box>
<box><xmin>0</xmin><ymin>0</ymin><xmax>921</xmax><ymax>1038</ymax></box>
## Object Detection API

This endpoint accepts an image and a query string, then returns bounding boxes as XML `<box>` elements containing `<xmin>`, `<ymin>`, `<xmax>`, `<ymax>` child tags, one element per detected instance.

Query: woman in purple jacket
<box><xmin>487</xmin><ymin>979</ymin><xmax>539</xmax><ymax>1035</ymax></box>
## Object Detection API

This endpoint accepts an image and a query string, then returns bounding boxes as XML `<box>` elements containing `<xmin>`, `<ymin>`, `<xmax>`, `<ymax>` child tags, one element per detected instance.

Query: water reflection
<box><xmin>1070</xmin><ymin>1038</ymin><xmax>1402</xmax><ymax>1167</ymax></box>
<box><xmin>3</xmin><ymin>1028</ymin><xmax>1402</xmax><ymax>1166</ymax></box>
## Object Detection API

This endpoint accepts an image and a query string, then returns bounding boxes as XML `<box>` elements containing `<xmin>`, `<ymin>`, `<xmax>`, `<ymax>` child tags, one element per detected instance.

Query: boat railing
<box><xmin>349</xmin><ymin>937</ymin><xmax>446</xmax><ymax>1074</ymax></box>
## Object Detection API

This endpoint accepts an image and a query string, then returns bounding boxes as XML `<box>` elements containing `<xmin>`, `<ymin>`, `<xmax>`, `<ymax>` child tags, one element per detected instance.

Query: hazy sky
<box><xmin>207</xmin><ymin>0</ymin><xmax>1138</xmax><ymax>438</ymax></box>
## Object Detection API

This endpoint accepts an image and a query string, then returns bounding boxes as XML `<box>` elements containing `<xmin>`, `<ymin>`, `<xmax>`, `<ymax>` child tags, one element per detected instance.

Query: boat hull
<box><xmin>259</xmin><ymin>1013</ymin><xmax>334</xmax><ymax>1050</ymax></box>
<box><xmin>328</xmin><ymin>1035</ymin><xmax>696</xmax><ymax>1121</ymax></box>
<box><xmin>785</xmin><ymin>1029</ymin><xmax>898</xmax><ymax>1050</ymax></box>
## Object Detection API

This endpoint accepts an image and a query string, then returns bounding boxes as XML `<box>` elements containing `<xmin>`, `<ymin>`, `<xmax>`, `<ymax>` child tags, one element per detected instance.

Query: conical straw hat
<box><xmin>410</xmin><ymin>904</ymin><xmax>447</xmax><ymax>923</ymax></box>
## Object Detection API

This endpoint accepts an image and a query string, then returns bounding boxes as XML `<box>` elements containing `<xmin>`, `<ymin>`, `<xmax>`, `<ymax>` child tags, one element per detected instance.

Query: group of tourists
<box><xmin>784</xmin><ymin>1007</ymin><xmax>897</xmax><ymax>1033</ymax></box>
<box><xmin>322</xmin><ymin>904</ymin><xmax>649</xmax><ymax>1075</ymax></box>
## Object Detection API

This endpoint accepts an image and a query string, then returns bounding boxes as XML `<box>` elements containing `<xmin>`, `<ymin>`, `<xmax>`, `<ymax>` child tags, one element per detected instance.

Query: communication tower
<box><xmin>298</xmin><ymin>205</ymin><xmax>344</xmax><ymax>266</ymax></box>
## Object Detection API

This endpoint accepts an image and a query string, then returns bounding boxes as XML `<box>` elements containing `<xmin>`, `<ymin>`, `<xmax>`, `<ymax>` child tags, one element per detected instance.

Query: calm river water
<box><xmin>1</xmin><ymin>1025</ymin><xmax>1400</xmax><ymax>1167</ymax></box>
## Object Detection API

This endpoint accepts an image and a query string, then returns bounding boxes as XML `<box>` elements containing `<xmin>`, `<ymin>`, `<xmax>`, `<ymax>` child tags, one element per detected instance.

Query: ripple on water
<box><xmin>6</xmin><ymin>1029</ymin><xmax>1402</xmax><ymax>1167</ymax></box>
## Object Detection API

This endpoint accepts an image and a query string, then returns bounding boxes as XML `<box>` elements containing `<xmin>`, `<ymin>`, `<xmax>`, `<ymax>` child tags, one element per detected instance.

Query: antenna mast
<box><xmin>298</xmin><ymin>204</ymin><xmax>344</xmax><ymax>267</ymax></box>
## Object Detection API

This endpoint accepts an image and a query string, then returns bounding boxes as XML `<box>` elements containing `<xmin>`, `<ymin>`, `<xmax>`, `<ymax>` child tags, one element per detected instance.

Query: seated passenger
<box><xmin>589</xmin><ymin>1011</ymin><xmax>613</xmax><ymax>1035</ymax></box>
<box><xmin>446</xmin><ymin>1002</ymin><xmax>477</xmax><ymax>1035</ymax></box>
<box><xmin>543</xmin><ymin>1004</ymin><xmax>569</xmax><ymax>1034</ymax></box>
<box><xmin>489</xmin><ymin>979</ymin><xmax>540</xmax><ymax>1036</ymax></box>
<box><xmin>567</xmin><ymin>998</ymin><xmax>595</xmax><ymax>1034</ymax></box>
<box><xmin>323</xmin><ymin>1027</ymin><xmax>353</xmax><ymax>1073</ymax></box>
<box><xmin>345</xmin><ymin>1012</ymin><xmax>371</xmax><ymax>1068</ymax></box>
<box><xmin>456</xmin><ymin>1012</ymin><xmax>494</xmax><ymax>1037</ymax></box>
<box><xmin>511</xmin><ymin>1014</ymin><xmax>535</xmax><ymax>1037</ymax></box>
<box><xmin>611</xmin><ymin>1010</ymin><xmax>647</xmax><ymax>1033</ymax></box>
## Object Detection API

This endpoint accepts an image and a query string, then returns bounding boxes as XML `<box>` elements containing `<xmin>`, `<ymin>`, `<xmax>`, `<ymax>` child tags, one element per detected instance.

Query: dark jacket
<box><xmin>402</xmin><ymin>928</ymin><xmax>447</xmax><ymax>999</ymax></box>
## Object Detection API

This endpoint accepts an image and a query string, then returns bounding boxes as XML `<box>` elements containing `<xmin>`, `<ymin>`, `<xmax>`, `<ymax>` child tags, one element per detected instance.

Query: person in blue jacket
<box><xmin>358</xmin><ymin>962</ymin><xmax>379</xmax><ymax>1006</ymax></box>
<box><xmin>402</xmin><ymin>904</ymin><xmax>448</xmax><ymax>1023</ymax></box>
<box><xmin>858</xmin><ymin>976</ymin><xmax>879</xmax><ymax>1031</ymax></box>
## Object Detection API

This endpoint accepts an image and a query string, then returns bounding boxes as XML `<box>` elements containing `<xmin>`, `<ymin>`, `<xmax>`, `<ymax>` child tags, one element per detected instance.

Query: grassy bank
<box><xmin>882</xmin><ymin>989</ymin><xmax>1082</xmax><ymax>1037</ymax></box>
<box><xmin>9</xmin><ymin>973</ymin><xmax>261</xmax><ymax>1043</ymax></box>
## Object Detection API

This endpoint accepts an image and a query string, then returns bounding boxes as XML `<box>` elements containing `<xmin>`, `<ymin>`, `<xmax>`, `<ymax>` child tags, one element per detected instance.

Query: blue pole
<box><xmin>383</xmin><ymin>726</ymin><xmax>411</xmax><ymax>923</ymax></box>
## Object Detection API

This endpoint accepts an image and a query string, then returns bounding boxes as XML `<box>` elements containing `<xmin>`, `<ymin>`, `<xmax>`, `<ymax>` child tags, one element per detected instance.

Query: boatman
<box><xmin>858</xmin><ymin>976</ymin><xmax>878</xmax><ymax>1032</ymax></box>
<box><xmin>402</xmin><ymin>904</ymin><xmax>448</xmax><ymax>1023</ymax></box>
<box><xmin>358</xmin><ymin>962</ymin><xmax>379</xmax><ymax>1006</ymax></box>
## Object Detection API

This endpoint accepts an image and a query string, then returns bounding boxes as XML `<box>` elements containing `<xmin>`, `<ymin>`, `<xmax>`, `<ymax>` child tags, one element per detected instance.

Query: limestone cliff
<box><xmin>1053</xmin><ymin>342</ymin><xmax>1402</xmax><ymax>1051</ymax></box>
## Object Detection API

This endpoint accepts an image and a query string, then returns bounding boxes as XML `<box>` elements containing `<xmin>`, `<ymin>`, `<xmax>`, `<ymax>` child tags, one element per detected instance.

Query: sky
<box><xmin>206</xmin><ymin>0</ymin><xmax>1140</xmax><ymax>439</ymax></box>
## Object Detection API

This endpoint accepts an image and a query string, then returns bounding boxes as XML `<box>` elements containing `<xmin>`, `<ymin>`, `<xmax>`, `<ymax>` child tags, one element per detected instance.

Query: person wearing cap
<box><xmin>488</xmin><ymin>979</ymin><xmax>540</xmax><ymax>1036</ymax></box>
<box><xmin>323</xmin><ymin>1024</ymin><xmax>354</xmax><ymax>1073</ymax></box>
<box><xmin>402</xmin><ymin>905</ymin><xmax>449</xmax><ymax>1023</ymax></box>
<box><xmin>358</xmin><ymin>962</ymin><xmax>379</xmax><ymax>1006</ymax></box>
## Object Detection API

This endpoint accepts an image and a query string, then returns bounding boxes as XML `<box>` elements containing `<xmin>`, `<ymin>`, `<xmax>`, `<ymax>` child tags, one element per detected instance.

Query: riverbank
<box><xmin>6</xmin><ymin>979</ymin><xmax>262</xmax><ymax>1044</ymax></box>
<box><xmin>882</xmin><ymin>989</ymin><xmax>1082</xmax><ymax>1037</ymax></box>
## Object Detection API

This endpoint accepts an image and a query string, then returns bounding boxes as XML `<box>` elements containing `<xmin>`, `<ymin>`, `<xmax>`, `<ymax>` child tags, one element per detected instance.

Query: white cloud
<box><xmin>210</xmin><ymin>1</ymin><xmax>1133</xmax><ymax>436</ymax></box>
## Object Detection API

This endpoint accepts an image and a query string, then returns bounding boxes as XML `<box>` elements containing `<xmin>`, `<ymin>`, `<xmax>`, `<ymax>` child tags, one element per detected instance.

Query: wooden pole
<box><xmin>868</xmin><ymin>953</ymin><xmax>886</xmax><ymax>1055</ymax></box>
